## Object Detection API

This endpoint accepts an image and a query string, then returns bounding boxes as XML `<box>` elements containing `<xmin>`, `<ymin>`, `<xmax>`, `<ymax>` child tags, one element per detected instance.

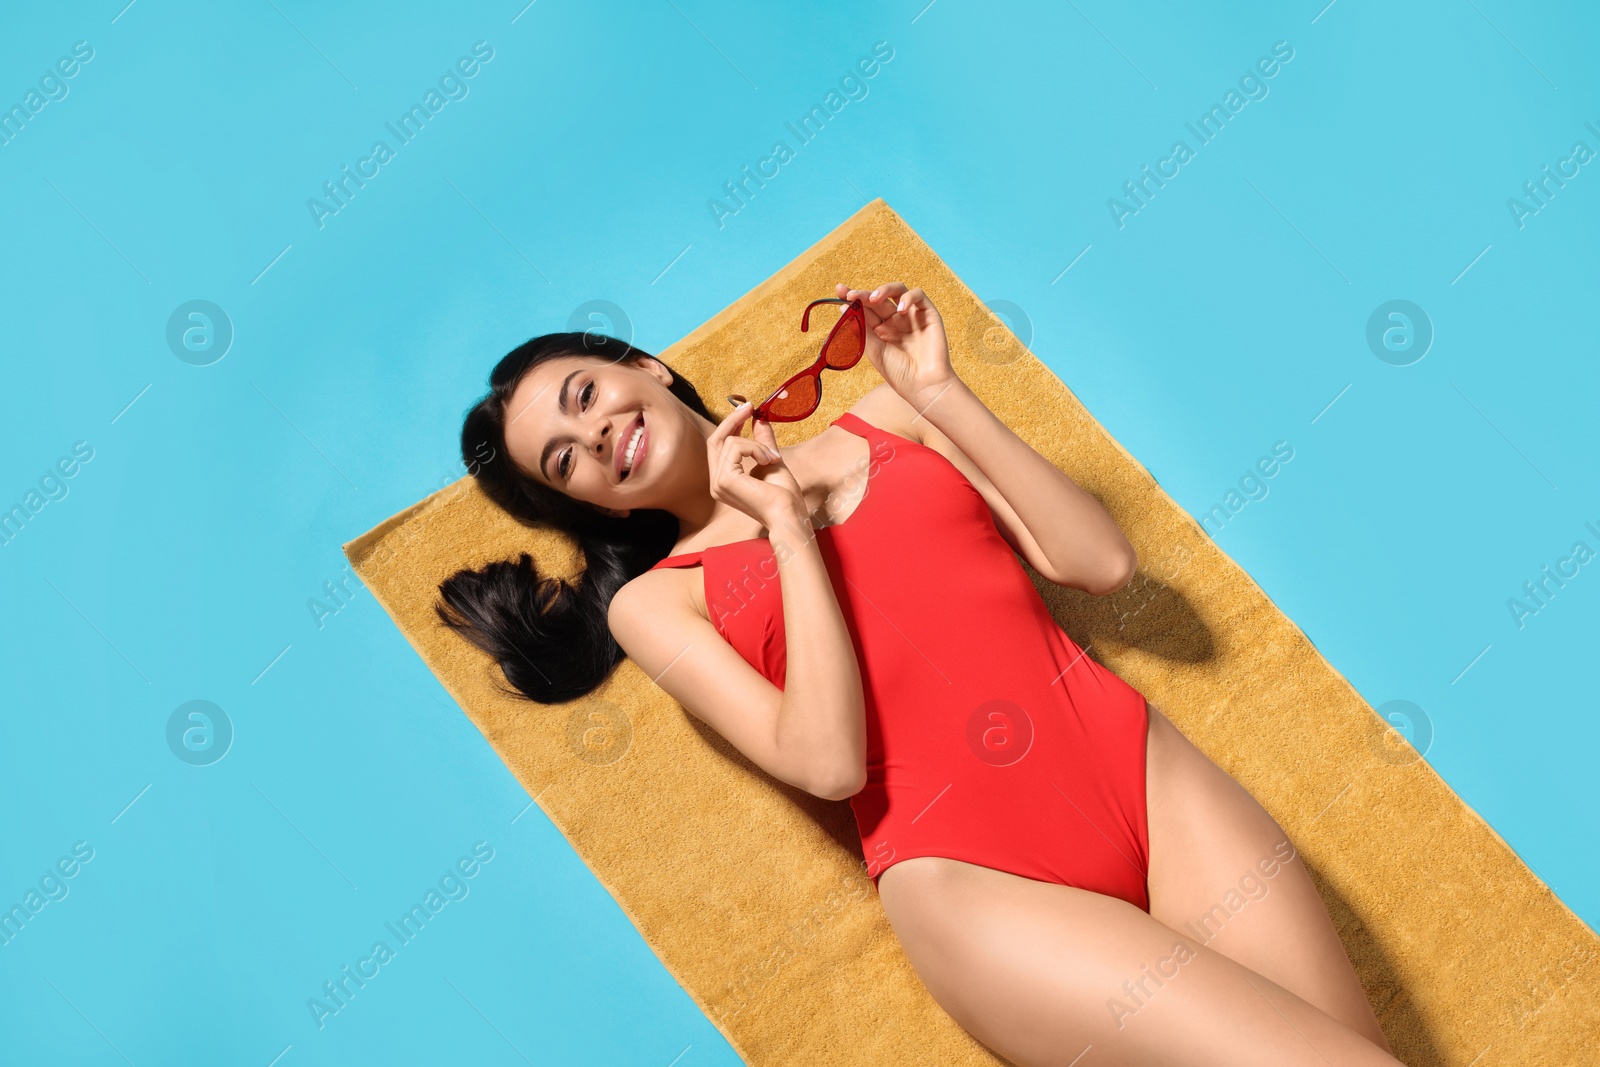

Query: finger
<box><xmin>749</xmin><ymin>417</ymin><xmax>785</xmax><ymax>458</ymax></box>
<box><xmin>865</xmin><ymin>282</ymin><xmax>907</xmax><ymax>308</ymax></box>
<box><xmin>844</xmin><ymin>286</ymin><xmax>897</xmax><ymax>328</ymax></box>
<box><xmin>707</xmin><ymin>399</ymin><xmax>754</xmax><ymax>446</ymax></box>
<box><xmin>842</xmin><ymin>283</ymin><xmax>892</xmax><ymax>305</ymax></box>
<box><xmin>717</xmin><ymin>435</ymin><xmax>779</xmax><ymax>475</ymax></box>
<box><xmin>749</xmin><ymin>433</ymin><xmax>784</xmax><ymax>466</ymax></box>
<box><xmin>896</xmin><ymin>286</ymin><xmax>926</xmax><ymax>314</ymax></box>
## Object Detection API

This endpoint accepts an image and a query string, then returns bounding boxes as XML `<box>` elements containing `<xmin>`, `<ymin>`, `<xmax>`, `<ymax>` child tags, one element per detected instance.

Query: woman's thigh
<box><xmin>876</xmin><ymin>856</ymin><xmax>1405</xmax><ymax>1067</ymax></box>
<box><xmin>1143</xmin><ymin>701</ymin><xmax>1391</xmax><ymax>1052</ymax></box>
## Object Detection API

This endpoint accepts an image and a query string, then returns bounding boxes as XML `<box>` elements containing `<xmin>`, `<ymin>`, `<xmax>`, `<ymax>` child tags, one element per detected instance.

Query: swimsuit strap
<box><xmin>649</xmin><ymin>551</ymin><xmax>705</xmax><ymax>571</ymax></box>
<box><xmin>830</xmin><ymin>410</ymin><xmax>877</xmax><ymax>438</ymax></box>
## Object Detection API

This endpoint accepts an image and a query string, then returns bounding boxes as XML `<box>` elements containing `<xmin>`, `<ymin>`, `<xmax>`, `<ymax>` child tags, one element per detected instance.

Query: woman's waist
<box><xmin>855</xmin><ymin>645</ymin><xmax>1146</xmax><ymax>764</ymax></box>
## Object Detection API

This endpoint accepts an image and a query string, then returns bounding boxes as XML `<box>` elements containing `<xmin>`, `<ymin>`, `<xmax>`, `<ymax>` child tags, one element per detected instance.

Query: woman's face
<box><xmin>502</xmin><ymin>354</ymin><xmax>685</xmax><ymax>512</ymax></box>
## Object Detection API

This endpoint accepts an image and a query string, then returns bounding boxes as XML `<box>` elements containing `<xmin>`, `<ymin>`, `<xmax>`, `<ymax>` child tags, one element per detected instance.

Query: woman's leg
<box><xmin>877</xmin><ymin>856</ymin><xmax>1407</xmax><ymax>1066</ymax></box>
<box><xmin>1143</xmin><ymin>702</ymin><xmax>1392</xmax><ymax>1052</ymax></box>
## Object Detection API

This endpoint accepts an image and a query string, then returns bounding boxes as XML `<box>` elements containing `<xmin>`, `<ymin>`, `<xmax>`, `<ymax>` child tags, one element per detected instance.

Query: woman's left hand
<box><xmin>836</xmin><ymin>282</ymin><xmax>958</xmax><ymax>411</ymax></box>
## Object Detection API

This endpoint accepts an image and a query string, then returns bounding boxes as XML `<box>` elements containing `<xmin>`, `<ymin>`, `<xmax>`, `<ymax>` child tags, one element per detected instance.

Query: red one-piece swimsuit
<box><xmin>648</xmin><ymin>410</ymin><xmax>1153</xmax><ymax>912</ymax></box>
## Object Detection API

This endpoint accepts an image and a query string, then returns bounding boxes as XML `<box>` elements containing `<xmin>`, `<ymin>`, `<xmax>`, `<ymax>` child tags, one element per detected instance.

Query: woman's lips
<box><xmin>629</xmin><ymin>417</ymin><xmax>648</xmax><ymax>479</ymax></box>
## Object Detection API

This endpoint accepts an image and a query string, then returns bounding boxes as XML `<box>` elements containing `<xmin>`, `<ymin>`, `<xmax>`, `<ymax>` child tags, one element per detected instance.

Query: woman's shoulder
<box><xmin>610</xmin><ymin>557</ymin><xmax>708</xmax><ymax>633</ymax></box>
<box><xmin>844</xmin><ymin>383</ymin><xmax>926</xmax><ymax>445</ymax></box>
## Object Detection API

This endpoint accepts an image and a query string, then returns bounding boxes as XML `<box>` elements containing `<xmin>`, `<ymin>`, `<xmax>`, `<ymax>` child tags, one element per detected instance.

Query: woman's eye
<box><xmin>558</xmin><ymin>382</ymin><xmax>594</xmax><ymax>478</ymax></box>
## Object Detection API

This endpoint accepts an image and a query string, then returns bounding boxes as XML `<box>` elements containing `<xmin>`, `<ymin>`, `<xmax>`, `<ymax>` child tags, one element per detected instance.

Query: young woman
<box><xmin>439</xmin><ymin>282</ymin><xmax>1403</xmax><ymax>1066</ymax></box>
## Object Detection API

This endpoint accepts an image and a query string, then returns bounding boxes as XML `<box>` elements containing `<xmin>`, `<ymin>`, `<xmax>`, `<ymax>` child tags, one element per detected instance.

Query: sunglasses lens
<box><xmin>824</xmin><ymin>309</ymin><xmax>864</xmax><ymax>369</ymax></box>
<box><xmin>764</xmin><ymin>374</ymin><xmax>819</xmax><ymax>420</ymax></box>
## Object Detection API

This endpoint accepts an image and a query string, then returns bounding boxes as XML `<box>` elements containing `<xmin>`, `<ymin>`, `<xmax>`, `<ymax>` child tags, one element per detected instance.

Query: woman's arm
<box><xmin>608</xmin><ymin>410</ymin><xmax>866</xmax><ymax>801</ymax></box>
<box><xmin>842</xmin><ymin>282</ymin><xmax>1137</xmax><ymax>596</ymax></box>
<box><xmin>880</xmin><ymin>381</ymin><xmax>1135</xmax><ymax>595</ymax></box>
<box><xmin>608</xmin><ymin>511</ymin><xmax>865</xmax><ymax>800</ymax></box>
<box><xmin>759</xmin><ymin>499</ymin><xmax>866</xmax><ymax>798</ymax></box>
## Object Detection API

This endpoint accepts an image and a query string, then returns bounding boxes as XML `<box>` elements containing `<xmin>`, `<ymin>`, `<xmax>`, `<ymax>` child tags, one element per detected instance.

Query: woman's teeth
<box><xmin>621</xmin><ymin>420</ymin><xmax>644</xmax><ymax>476</ymax></box>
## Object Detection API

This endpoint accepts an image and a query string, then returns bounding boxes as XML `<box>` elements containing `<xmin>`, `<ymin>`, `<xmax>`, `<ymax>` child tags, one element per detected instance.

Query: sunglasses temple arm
<box><xmin>801</xmin><ymin>297</ymin><xmax>852</xmax><ymax>332</ymax></box>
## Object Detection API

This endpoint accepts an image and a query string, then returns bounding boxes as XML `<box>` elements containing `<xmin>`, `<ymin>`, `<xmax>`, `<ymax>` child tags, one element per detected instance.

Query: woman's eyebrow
<box><xmin>537</xmin><ymin>368</ymin><xmax>584</xmax><ymax>480</ymax></box>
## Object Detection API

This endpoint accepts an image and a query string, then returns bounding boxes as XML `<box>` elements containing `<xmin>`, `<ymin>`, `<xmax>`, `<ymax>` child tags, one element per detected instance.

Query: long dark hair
<box><xmin>436</xmin><ymin>332</ymin><xmax>715</xmax><ymax>704</ymax></box>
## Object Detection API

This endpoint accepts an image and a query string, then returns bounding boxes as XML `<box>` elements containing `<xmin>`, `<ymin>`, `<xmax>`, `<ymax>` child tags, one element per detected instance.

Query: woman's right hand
<box><xmin>707</xmin><ymin>401</ymin><xmax>807</xmax><ymax>530</ymax></box>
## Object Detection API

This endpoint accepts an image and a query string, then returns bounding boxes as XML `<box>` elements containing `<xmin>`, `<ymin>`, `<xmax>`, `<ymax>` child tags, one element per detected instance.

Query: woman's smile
<box><xmin>619</xmin><ymin>413</ymin><xmax>648</xmax><ymax>481</ymax></box>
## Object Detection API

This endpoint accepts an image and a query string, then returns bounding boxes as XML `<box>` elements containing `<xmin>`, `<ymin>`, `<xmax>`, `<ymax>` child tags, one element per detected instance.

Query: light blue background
<box><xmin>2</xmin><ymin>0</ymin><xmax>1595</xmax><ymax>1061</ymax></box>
